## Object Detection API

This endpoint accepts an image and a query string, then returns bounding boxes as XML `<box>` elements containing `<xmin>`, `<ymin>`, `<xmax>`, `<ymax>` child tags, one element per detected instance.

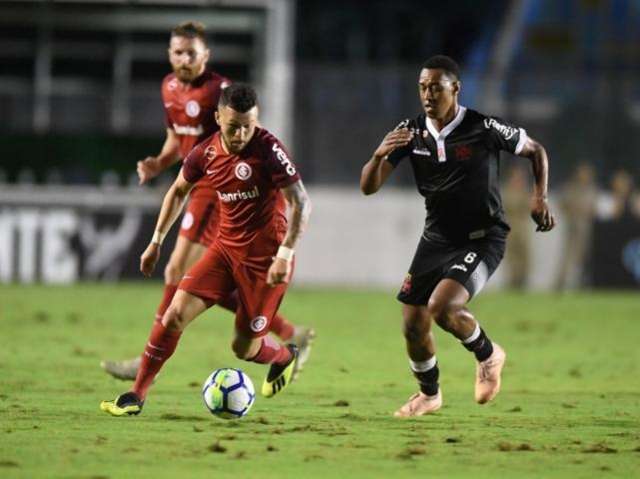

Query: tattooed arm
<box><xmin>267</xmin><ymin>180</ymin><xmax>312</xmax><ymax>286</ymax></box>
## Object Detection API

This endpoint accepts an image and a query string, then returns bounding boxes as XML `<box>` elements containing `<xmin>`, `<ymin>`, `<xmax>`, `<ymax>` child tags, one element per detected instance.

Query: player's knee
<box><xmin>162</xmin><ymin>304</ymin><xmax>188</xmax><ymax>331</ymax></box>
<box><xmin>164</xmin><ymin>261</ymin><xmax>185</xmax><ymax>285</ymax></box>
<box><xmin>231</xmin><ymin>337</ymin><xmax>253</xmax><ymax>360</ymax></box>
<box><xmin>402</xmin><ymin>307</ymin><xmax>430</xmax><ymax>342</ymax></box>
<box><xmin>427</xmin><ymin>298</ymin><xmax>459</xmax><ymax>332</ymax></box>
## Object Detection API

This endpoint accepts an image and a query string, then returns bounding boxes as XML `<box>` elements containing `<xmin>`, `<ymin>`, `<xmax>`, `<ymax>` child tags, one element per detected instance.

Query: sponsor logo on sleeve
<box><xmin>168</xmin><ymin>78</ymin><xmax>178</xmax><ymax>91</ymax></box>
<box><xmin>235</xmin><ymin>162</ymin><xmax>252</xmax><ymax>180</ymax></box>
<box><xmin>172</xmin><ymin>123</ymin><xmax>203</xmax><ymax>136</ymax></box>
<box><xmin>204</xmin><ymin>145</ymin><xmax>217</xmax><ymax>161</ymax></box>
<box><xmin>185</xmin><ymin>100</ymin><xmax>201</xmax><ymax>118</ymax></box>
<box><xmin>484</xmin><ymin>118</ymin><xmax>517</xmax><ymax>140</ymax></box>
<box><xmin>250</xmin><ymin>316</ymin><xmax>268</xmax><ymax>332</ymax></box>
<box><xmin>272</xmin><ymin>143</ymin><xmax>297</xmax><ymax>176</ymax></box>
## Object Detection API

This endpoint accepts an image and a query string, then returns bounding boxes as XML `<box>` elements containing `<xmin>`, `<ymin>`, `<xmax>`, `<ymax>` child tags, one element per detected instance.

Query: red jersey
<box><xmin>182</xmin><ymin>128</ymin><xmax>300</xmax><ymax>251</ymax></box>
<box><xmin>161</xmin><ymin>69</ymin><xmax>230</xmax><ymax>159</ymax></box>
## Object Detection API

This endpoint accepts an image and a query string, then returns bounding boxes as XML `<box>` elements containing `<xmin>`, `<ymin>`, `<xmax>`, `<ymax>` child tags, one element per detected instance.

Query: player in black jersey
<box><xmin>361</xmin><ymin>55</ymin><xmax>555</xmax><ymax>417</ymax></box>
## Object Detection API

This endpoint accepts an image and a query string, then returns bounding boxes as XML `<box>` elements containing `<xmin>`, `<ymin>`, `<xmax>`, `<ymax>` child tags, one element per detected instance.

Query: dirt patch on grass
<box><xmin>0</xmin><ymin>461</ymin><xmax>19</xmax><ymax>468</ymax></box>
<box><xmin>160</xmin><ymin>413</ymin><xmax>206</xmax><ymax>422</ymax></box>
<box><xmin>208</xmin><ymin>441</ymin><xmax>227</xmax><ymax>453</ymax></box>
<box><xmin>498</xmin><ymin>442</ymin><xmax>534</xmax><ymax>452</ymax></box>
<box><xmin>582</xmin><ymin>443</ymin><xmax>617</xmax><ymax>454</ymax></box>
<box><xmin>397</xmin><ymin>446</ymin><xmax>427</xmax><ymax>460</ymax></box>
<box><xmin>333</xmin><ymin>400</ymin><xmax>350</xmax><ymax>407</ymax></box>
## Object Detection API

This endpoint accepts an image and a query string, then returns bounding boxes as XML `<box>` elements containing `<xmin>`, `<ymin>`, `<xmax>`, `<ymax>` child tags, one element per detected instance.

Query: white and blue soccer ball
<box><xmin>202</xmin><ymin>368</ymin><xmax>256</xmax><ymax>419</ymax></box>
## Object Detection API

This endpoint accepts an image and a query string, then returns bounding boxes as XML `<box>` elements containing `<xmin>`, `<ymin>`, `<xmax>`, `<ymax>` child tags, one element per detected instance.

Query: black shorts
<box><xmin>397</xmin><ymin>232</ymin><xmax>506</xmax><ymax>305</ymax></box>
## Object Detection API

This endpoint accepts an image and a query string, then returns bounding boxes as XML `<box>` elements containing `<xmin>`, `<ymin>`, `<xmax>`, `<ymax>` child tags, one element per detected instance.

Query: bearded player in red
<box><xmin>101</xmin><ymin>83</ymin><xmax>311</xmax><ymax>415</ymax></box>
<box><xmin>101</xmin><ymin>22</ymin><xmax>314</xmax><ymax>382</ymax></box>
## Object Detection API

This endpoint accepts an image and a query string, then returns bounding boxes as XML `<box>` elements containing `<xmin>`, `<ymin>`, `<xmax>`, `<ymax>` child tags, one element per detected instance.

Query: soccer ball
<box><xmin>202</xmin><ymin>368</ymin><xmax>256</xmax><ymax>419</ymax></box>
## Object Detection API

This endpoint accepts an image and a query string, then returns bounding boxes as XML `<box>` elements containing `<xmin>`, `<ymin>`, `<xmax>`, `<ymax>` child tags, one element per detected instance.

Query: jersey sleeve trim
<box><xmin>514</xmin><ymin>128</ymin><xmax>528</xmax><ymax>155</ymax></box>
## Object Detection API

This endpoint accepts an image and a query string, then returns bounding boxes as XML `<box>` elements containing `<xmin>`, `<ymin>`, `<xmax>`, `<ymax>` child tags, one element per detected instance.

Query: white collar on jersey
<box><xmin>424</xmin><ymin>105</ymin><xmax>467</xmax><ymax>163</ymax></box>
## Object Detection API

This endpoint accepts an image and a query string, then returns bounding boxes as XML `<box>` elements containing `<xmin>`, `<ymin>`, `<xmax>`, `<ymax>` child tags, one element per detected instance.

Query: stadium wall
<box><xmin>1</xmin><ymin>186</ymin><xmax>638</xmax><ymax>289</ymax></box>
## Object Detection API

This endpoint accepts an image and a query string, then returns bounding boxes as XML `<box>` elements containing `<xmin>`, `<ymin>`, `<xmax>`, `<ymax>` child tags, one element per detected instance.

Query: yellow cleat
<box><xmin>261</xmin><ymin>344</ymin><xmax>298</xmax><ymax>398</ymax></box>
<box><xmin>100</xmin><ymin>392</ymin><xmax>143</xmax><ymax>416</ymax></box>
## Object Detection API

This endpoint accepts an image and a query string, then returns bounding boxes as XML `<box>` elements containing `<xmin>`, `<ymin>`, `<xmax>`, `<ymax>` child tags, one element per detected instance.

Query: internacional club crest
<box><xmin>235</xmin><ymin>162</ymin><xmax>252</xmax><ymax>180</ymax></box>
<box><xmin>250</xmin><ymin>316</ymin><xmax>267</xmax><ymax>333</ymax></box>
<box><xmin>185</xmin><ymin>100</ymin><xmax>200</xmax><ymax>118</ymax></box>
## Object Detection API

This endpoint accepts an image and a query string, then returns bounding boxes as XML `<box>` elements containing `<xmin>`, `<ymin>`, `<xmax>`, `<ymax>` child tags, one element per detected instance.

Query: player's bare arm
<box><xmin>360</xmin><ymin>128</ymin><xmax>413</xmax><ymax>195</ymax></box>
<box><xmin>140</xmin><ymin>170</ymin><xmax>195</xmax><ymax>276</ymax></box>
<box><xmin>267</xmin><ymin>179</ymin><xmax>311</xmax><ymax>287</ymax></box>
<box><xmin>518</xmin><ymin>136</ymin><xmax>556</xmax><ymax>232</ymax></box>
<box><xmin>137</xmin><ymin>128</ymin><xmax>182</xmax><ymax>185</ymax></box>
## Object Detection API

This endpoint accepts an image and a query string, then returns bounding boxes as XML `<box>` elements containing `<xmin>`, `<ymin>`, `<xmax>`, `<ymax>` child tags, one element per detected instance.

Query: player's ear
<box><xmin>214</xmin><ymin>110</ymin><xmax>221</xmax><ymax>126</ymax></box>
<box><xmin>203</xmin><ymin>48</ymin><xmax>210</xmax><ymax>63</ymax></box>
<box><xmin>452</xmin><ymin>80</ymin><xmax>461</xmax><ymax>95</ymax></box>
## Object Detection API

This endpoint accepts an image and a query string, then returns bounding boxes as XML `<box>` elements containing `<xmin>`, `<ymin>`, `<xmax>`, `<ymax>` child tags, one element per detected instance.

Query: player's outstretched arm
<box><xmin>137</xmin><ymin>128</ymin><xmax>182</xmax><ymax>185</ymax></box>
<box><xmin>518</xmin><ymin>136</ymin><xmax>556</xmax><ymax>232</ymax></box>
<box><xmin>266</xmin><ymin>180</ymin><xmax>312</xmax><ymax>287</ymax></box>
<box><xmin>140</xmin><ymin>171</ymin><xmax>195</xmax><ymax>276</ymax></box>
<box><xmin>360</xmin><ymin>128</ymin><xmax>413</xmax><ymax>195</ymax></box>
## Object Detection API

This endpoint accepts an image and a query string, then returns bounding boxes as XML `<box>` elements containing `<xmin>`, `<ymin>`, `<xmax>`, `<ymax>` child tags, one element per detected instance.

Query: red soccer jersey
<box><xmin>161</xmin><ymin>69</ymin><xmax>230</xmax><ymax>158</ymax></box>
<box><xmin>182</xmin><ymin>128</ymin><xmax>300</xmax><ymax>251</ymax></box>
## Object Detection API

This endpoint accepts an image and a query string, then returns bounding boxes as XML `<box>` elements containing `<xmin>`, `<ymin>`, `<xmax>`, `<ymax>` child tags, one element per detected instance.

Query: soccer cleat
<box><xmin>261</xmin><ymin>344</ymin><xmax>298</xmax><ymax>398</ymax></box>
<box><xmin>475</xmin><ymin>342</ymin><xmax>506</xmax><ymax>404</ymax></box>
<box><xmin>100</xmin><ymin>356</ymin><xmax>141</xmax><ymax>381</ymax></box>
<box><xmin>100</xmin><ymin>392</ymin><xmax>143</xmax><ymax>417</ymax></box>
<box><xmin>393</xmin><ymin>391</ymin><xmax>443</xmax><ymax>418</ymax></box>
<box><xmin>289</xmin><ymin>327</ymin><xmax>316</xmax><ymax>380</ymax></box>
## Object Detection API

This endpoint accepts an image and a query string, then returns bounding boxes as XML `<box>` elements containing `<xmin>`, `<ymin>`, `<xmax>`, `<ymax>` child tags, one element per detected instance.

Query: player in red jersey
<box><xmin>100</xmin><ymin>83</ymin><xmax>311</xmax><ymax>416</ymax></box>
<box><xmin>101</xmin><ymin>22</ymin><xmax>314</xmax><ymax>382</ymax></box>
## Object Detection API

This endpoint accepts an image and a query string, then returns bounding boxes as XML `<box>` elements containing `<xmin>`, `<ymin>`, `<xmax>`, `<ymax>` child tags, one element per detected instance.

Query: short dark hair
<box><xmin>171</xmin><ymin>21</ymin><xmax>206</xmax><ymax>42</ymax></box>
<box><xmin>422</xmin><ymin>55</ymin><xmax>460</xmax><ymax>80</ymax></box>
<box><xmin>219</xmin><ymin>83</ymin><xmax>258</xmax><ymax>113</ymax></box>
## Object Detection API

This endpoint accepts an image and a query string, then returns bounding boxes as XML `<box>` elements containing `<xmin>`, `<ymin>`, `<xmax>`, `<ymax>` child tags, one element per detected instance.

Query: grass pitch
<box><xmin>1</xmin><ymin>284</ymin><xmax>639</xmax><ymax>478</ymax></box>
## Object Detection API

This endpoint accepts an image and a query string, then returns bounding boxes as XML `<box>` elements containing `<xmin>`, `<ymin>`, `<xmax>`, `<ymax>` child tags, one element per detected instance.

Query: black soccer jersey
<box><xmin>387</xmin><ymin>106</ymin><xmax>528</xmax><ymax>243</ymax></box>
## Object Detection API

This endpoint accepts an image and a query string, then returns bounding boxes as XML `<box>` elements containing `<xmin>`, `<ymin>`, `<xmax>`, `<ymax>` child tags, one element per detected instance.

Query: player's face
<box><xmin>216</xmin><ymin>105</ymin><xmax>259</xmax><ymax>154</ymax></box>
<box><xmin>418</xmin><ymin>68</ymin><xmax>460</xmax><ymax>119</ymax></box>
<box><xmin>168</xmin><ymin>36</ymin><xmax>209</xmax><ymax>83</ymax></box>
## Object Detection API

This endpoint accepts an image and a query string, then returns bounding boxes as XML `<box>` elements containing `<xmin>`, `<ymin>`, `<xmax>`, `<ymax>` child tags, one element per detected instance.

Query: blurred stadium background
<box><xmin>1</xmin><ymin>0</ymin><xmax>639</xmax><ymax>291</ymax></box>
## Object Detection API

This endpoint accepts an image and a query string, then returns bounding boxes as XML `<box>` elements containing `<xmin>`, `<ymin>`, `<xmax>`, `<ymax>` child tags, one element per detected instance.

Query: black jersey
<box><xmin>387</xmin><ymin>106</ymin><xmax>528</xmax><ymax>243</ymax></box>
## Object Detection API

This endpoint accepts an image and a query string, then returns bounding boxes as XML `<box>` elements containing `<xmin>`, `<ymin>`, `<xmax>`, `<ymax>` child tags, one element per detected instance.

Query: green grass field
<box><xmin>1</xmin><ymin>284</ymin><xmax>639</xmax><ymax>478</ymax></box>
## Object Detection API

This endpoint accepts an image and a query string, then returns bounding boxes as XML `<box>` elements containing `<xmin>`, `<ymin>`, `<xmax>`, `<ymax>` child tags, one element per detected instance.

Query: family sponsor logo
<box><xmin>185</xmin><ymin>100</ymin><xmax>200</xmax><ymax>118</ymax></box>
<box><xmin>172</xmin><ymin>123</ymin><xmax>203</xmax><ymax>136</ymax></box>
<box><xmin>250</xmin><ymin>315</ymin><xmax>268</xmax><ymax>332</ymax></box>
<box><xmin>272</xmin><ymin>143</ymin><xmax>296</xmax><ymax>176</ymax></box>
<box><xmin>217</xmin><ymin>186</ymin><xmax>260</xmax><ymax>203</ymax></box>
<box><xmin>235</xmin><ymin>162</ymin><xmax>252</xmax><ymax>181</ymax></box>
<box><xmin>484</xmin><ymin>118</ymin><xmax>517</xmax><ymax>140</ymax></box>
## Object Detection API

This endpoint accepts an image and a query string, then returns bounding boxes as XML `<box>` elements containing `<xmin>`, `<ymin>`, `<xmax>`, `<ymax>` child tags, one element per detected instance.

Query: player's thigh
<box><xmin>163</xmin><ymin>289</ymin><xmax>209</xmax><ymax>330</ymax></box>
<box><xmin>166</xmin><ymin>236</ymin><xmax>205</xmax><ymax>283</ymax></box>
<box><xmin>179</xmin><ymin>245</ymin><xmax>236</xmax><ymax>308</ymax></box>
<box><xmin>441</xmin><ymin>239</ymin><xmax>505</xmax><ymax>299</ymax></box>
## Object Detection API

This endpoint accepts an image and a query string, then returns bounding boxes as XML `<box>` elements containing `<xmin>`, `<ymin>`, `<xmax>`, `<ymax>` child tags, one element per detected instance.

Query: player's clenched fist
<box><xmin>137</xmin><ymin>157</ymin><xmax>163</xmax><ymax>185</ymax></box>
<box><xmin>373</xmin><ymin>128</ymin><xmax>414</xmax><ymax>159</ymax></box>
<box><xmin>267</xmin><ymin>257</ymin><xmax>291</xmax><ymax>287</ymax></box>
<box><xmin>140</xmin><ymin>243</ymin><xmax>161</xmax><ymax>277</ymax></box>
<box><xmin>530</xmin><ymin>196</ymin><xmax>556</xmax><ymax>232</ymax></box>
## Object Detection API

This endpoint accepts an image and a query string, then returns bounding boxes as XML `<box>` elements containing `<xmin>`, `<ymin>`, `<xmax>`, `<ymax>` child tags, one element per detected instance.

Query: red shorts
<box><xmin>178</xmin><ymin>240</ymin><xmax>293</xmax><ymax>338</ymax></box>
<box><xmin>179</xmin><ymin>181</ymin><xmax>219</xmax><ymax>247</ymax></box>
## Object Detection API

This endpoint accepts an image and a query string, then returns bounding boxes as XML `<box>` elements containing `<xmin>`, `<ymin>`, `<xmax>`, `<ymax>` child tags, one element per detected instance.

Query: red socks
<box><xmin>132</xmin><ymin>321</ymin><xmax>182</xmax><ymax>400</ymax></box>
<box><xmin>217</xmin><ymin>291</ymin><xmax>295</xmax><ymax>341</ymax></box>
<box><xmin>155</xmin><ymin>284</ymin><xmax>178</xmax><ymax>321</ymax></box>
<box><xmin>250</xmin><ymin>335</ymin><xmax>292</xmax><ymax>366</ymax></box>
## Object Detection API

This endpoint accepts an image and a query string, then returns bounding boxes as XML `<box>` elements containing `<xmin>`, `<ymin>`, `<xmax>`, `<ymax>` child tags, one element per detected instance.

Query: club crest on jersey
<box><xmin>455</xmin><ymin>145</ymin><xmax>472</xmax><ymax>160</ymax></box>
<box><xmin>205</xmin><ymin>145</ymin><xmax>217</xmax><ymax>160</ymax></box>
<box><xmin>250</xmin><ymin>316</ymin><xmax>268</xmax><ymax>332</ymax></box>
<box><xmin>235</xmin><ymin>162</ymin><xmax>252</xmax><ymax>180</ymax></box>
<box><xmin>401</xmin><ymin>274</ymin><xmax>412</xmax><ymax>294</ymax></box>
<box><xmin>186</xmin><ymin>100</ymin><xmax>200</xmax><ymax>118</ymax></box>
